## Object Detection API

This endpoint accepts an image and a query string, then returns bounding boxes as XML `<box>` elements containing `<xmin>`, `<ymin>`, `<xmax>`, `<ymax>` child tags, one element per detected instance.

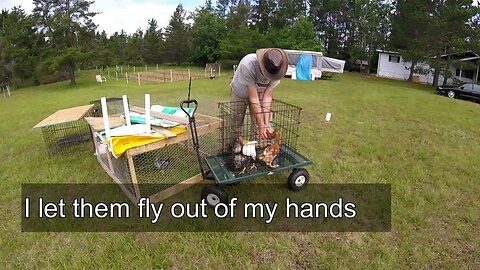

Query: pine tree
<box><xmin>428</xmin><ymin>0</ymin><xmax>479</xmax><ymax>86</ymax></box>
<box><xmin>125</xmin><ymin>28</ymin><xmax>144</xmax><ymax>65</ymax></box>
<box><xmin>33</xmin><ymin>0</ymin><xmax>97</xmax><ymax>85</ymax></box>
<box><xmin>143</xmin><ymin>19</ymin><xmax>164</xmax><ymax>64</ymax></box>
<box><xmin>252</xmin><ymin>0</ymin><xmax>277</xmax><ymax>33</ymax></box>
<box><xmin>0</xmin><ymin>7</ymin><xmax>42</xmax><ymax>86</ymax></box>
<box><xmin>190</xmin><ymin>6</ymin><xmax>226</xmax><ymax>64</ymax></box>
<box><xmin>164</xmin><ymin>4</ymin><xmax>191</xmax><ymax>65</ymax></box>
<box><xmin>390</xmin><ymin>0</ymin><xmax>434</xmax><ymax>81</ymax></box>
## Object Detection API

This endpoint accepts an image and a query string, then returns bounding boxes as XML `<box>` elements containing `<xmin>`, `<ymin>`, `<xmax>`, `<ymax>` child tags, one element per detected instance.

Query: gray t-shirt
<box><xmin>231</xmin><ymin>54</ymin><xmax>281</xmax><ymax>99</ymax></box>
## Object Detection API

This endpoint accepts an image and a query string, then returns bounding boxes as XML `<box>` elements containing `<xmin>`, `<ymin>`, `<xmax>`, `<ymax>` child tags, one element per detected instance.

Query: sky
<box><xmin>2</xmin><ymin>0</ymin><xmax>478</xmax><ymax>36</ymax></box>
<box><xmin>0</xmin><ymin>0</ymin><xmax>199</xmax><ymax>36</ymax></box>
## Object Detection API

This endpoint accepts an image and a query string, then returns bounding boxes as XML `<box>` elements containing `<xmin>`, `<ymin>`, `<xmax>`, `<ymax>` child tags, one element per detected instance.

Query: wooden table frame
<box><xmin>88</xmin><ymin>113</ymin><xmax>221</xmax><ymax>204</ymax></box>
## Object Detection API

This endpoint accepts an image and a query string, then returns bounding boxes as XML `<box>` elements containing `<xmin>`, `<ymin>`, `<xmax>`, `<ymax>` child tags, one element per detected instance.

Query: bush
<box><xmin>38</xmin><ymin>71</ymin><xmax>70</xmax><ymax>85</ymax></box>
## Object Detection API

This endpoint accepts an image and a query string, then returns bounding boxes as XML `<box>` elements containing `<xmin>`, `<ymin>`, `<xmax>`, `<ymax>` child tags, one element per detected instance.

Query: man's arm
<box><xmin>261</xmin><ymin>86</ymin><xmax>274</xmax><ymax>128</ymax></box>
<box><xmin>247</xmin><ymin>85</ymin><xmax>270</xmax><ymax>139</ymax></box>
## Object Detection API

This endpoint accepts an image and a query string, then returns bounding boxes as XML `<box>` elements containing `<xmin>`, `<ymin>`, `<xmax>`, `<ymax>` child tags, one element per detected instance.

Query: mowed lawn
<box><xmin>1</xmin><ymin>72</ymin><xmax>479</xmax><ymax>269</ymax></box>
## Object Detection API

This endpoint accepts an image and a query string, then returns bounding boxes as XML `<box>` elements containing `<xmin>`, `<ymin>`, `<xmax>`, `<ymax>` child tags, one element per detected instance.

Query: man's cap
<box><xmin>256</xmin><ymin>48</ymin><xmax>288</xmax><ymax>81</ymax></box>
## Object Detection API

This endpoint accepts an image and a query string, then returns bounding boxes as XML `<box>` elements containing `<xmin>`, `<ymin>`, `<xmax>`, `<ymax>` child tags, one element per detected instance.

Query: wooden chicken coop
<box><xmin>86</xmin><ymin>109</ymin><xmax>221</xmax><ymax>203</ymax></box>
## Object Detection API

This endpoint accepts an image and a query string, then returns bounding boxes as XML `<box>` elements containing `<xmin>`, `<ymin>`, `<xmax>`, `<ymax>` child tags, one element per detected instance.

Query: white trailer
<box><xmin>284</xmin><ymin>49</ymin><xmax>345</xmax><ymax>80</ymax></box>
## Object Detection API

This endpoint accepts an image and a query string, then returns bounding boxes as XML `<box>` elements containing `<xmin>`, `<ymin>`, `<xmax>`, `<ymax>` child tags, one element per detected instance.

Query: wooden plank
<box><xmin>149</xmin><ymin>174</ymin><xmax>204</xmax><ymax>203</ymax></box>
<box><xmin>106</xmin><ymin>148</ymin><xmax>115</xmax><ymax>173</ymax></box>
<box><xmin>130</xmin><ymin>106</ymin><xmax>189</xmax><ymax>125</ymax></box>
<box><xmin>196</xmin><ymin>113</ymin><xmax>222</xmax><ymax>124</ymax></box>
<box><xmin>127</xmin><ymin>155</ymin><xmax>141</xmax><ymax>199</ymax></box>
<box><xmin>85</xmin><ymin>116</ymin><xmax>126</xmax><ymax>132</ymax></box>
<box><xmin>95</xmin><ymin>154</ymin><xmax>138</xmax><ymax>204</ymax></box>
<box><xmin>33</xmin><ymin>104</ymin><xmax>94</xmax><ymax>128</ymax></box>
<box><xmin>152</xmin><ymin>126</ymin><xmax>178</xmax><ymax>138</ymax></box>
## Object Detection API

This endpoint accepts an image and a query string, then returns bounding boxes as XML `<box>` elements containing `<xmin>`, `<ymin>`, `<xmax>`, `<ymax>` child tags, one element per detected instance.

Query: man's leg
<box><xmin>248</xmin><ymin>99</ymin><xmax>258</xmax><ymax>142</ymax></box>
<box><xmin>229</xmin><ymin>91</ymin><xmax>248</xmax><ymax>149</ymax></box>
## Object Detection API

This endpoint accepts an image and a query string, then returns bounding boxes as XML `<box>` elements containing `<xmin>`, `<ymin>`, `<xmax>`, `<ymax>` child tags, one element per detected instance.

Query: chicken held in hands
<box><xmin>258</xmin><ymin>131</ymin><xmax>282</xmax><ymax>168</ymax></box>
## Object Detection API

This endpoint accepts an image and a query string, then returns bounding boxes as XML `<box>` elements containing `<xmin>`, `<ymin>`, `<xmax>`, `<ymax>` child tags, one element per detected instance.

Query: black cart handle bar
<box><xmin>180</xmin><ymin>99</ymin><xmax>198</xmax><ymax>119</ymax></box>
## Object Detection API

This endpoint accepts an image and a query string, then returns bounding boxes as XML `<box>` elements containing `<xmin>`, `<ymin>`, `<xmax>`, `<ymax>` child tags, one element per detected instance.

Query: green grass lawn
<box><xmin>1</xmin><ymin>72</ymin><xmax>479</xmax><ymax>269</ymax></box>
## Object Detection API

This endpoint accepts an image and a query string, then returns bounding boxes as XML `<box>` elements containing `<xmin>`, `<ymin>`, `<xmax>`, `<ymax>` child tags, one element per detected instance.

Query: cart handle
<box><xmin>180</xmin><ymin>99</ymin><xmax>198</xmax><ymax>118</ymax></box>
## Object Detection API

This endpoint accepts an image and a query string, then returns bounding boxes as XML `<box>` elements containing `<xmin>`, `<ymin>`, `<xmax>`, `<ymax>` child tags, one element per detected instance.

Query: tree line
<box><xmin>0</xmin><ymin>0</ymin><xmax>479</xmax><ymax>88</ymax></box>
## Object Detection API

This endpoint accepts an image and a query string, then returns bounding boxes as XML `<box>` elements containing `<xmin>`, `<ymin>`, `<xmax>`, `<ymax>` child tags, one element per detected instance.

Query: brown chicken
<box><xmin>258</xmin><ymin>131</ymin><xmax>282</xmax><ymax>168</ymax></box>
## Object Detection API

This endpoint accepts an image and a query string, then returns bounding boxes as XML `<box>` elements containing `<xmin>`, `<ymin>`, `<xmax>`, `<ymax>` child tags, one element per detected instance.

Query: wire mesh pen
<box><xmin>217</xmin><ymin>99</ymin><xmax>302</xmax><ymax>176</ymax></box>
<box><xmin>199</xmin><ymin>99</ymin><xmax>312</xmax><ymax>207</ymax></box>
<box><xmin>87</xmin><ymin>103</ymin><xmax>220</xmax><ymax>203</ymax></box>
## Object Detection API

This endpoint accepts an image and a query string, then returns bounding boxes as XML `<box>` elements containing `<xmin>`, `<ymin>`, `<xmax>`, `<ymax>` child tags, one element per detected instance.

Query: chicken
<box><xmin>258</xmin><ymin>131</ymin><xmax>282</xmax><ymax>168</ymax></box>
<box><xmin>231</xmin><ymin>136</ymin><xmax>258</xmax><ymax>174</ymax></box>
<box><xmin>232</xmin><ymin>136</ymin><xmax>244</xmax><ymax>155</ymax></box>
<box><xmin>241</xmin><ymin>140</ymin><xmax>258</xmax><ymax>172</ymax></box>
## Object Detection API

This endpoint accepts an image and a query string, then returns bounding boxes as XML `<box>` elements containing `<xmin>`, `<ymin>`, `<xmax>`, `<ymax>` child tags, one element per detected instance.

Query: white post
<box><xmin>219</xmin><ymin>65</ymin><xmax>221</xmax><ymax>76</ymax></box>
<box><xmin>122</xmin><ymin>95</ymin><xmax>131</xmax><ymax>126</ymax></box>
<box><xmin>170</xmin><ymin>69</ymin><xmax>173</xmax><ymax>82</ymax></box>
<box><xmin>475</xmin><ymin>66</ymin><xmax>479</xmax><ymax>84</ymax></box>
<box><xmin>7</xmin><ymin>85</ymin><xmax>10</xmax><ymax>97</ymax></box>
<box><xmin>144</xmin><ymin>94</ymin><xmax>151</xmax><ymax>133</ymax></box>
<box><xmin>125</xmin><ymin>72</ymin><xmax>129</xmax><ymax>85</ymax></box>
<box><xmin>116</xmin><ymin>71</ymin><xmax>118</xmax><ymax>81</ymax></box>
<box><xmin>156</xmin><ymin>64</ymin><xmax>159</xmax><ymax>71</ymax></box>
<box><xmin>138</xmin><ymin>73</ymin><xmax>141</xmax><ymax>86</ymax></box>
<box><xmin>101</xmin><ymin>97</ymin><xmax>111</xmax><ymax>138</ymax></box>
<box><xmin>188</xmin><ymin>68</ymin><xmax>191</xmax><ymax>79</ymax></box>
<box><xmin>210</xmin><ymin>68</ymin><xmax>213</xmax><ymax>77</ymax></box>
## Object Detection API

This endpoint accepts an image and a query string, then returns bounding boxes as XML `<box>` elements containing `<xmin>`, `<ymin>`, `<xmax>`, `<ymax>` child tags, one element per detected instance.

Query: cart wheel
<box><xmin>204</xmin><ymin>170</ymin><xmax>215</xmax><ymax>180</ymax></box>
<box><xmin>288</xmin><ymin>168</ymin><xmax>309</xmax><ymax>191</ymax></box>
<box><xmin>201</xmin><ymin>185</ymin><xmax>228</xmax><ymax>207</ymax></box>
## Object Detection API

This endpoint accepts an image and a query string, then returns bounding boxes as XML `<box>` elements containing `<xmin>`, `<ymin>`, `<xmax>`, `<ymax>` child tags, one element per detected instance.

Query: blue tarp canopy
<box><xmin>295</xmin><ymin>54</ymin><xmax>313</xmax><ymax>80</ymax></box>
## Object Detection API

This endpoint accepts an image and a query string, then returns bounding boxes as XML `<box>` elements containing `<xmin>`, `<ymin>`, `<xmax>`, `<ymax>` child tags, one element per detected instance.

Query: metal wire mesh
<box><xmin>217</xmin><ymin>99</ymin><xmax>302</xmax><ymax>176</ymax></box>
<box><xmin>90</xmin><ymin>98</ymin><xmax>124</xmax><ymax>117</ymax></box>
<box><xmin>91</xmin><ymin>114</ymin><xmax>219</xmax><ymax>199</ymax></box>
<box><xmin>41</xmin><ymin>110</ymin><xmax>94</xmax><ymax>156</ymax></box>
<box><xmin>181</xmin><ymin>131</ymin><xmax>220</xmax><ymax>172</ymax></box>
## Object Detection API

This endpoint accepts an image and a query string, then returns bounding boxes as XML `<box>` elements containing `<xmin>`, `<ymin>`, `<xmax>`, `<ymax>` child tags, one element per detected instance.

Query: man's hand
<box><xmin>266</xmin><ymin>126</ymin><xmax>275</xmax><ymax>139</ymax></box>
<box><xmin>258</xmin><ymin>126</ymin><xmax>275</xmax><ymax>140</ymax></box>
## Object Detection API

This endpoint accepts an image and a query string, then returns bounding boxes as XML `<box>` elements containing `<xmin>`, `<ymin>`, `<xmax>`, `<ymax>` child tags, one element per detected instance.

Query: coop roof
<box><xmin>33</xmin><ymin>104</ymin><xmax>94</xmax><ymax>128</ymax></box>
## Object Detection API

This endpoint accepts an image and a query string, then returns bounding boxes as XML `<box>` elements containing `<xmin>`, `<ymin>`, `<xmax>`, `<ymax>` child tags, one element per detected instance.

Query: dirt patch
<box><xmin>127</xmin><ymin>70</ymin><xmax>206</xmax><ymax>84</ymax></box>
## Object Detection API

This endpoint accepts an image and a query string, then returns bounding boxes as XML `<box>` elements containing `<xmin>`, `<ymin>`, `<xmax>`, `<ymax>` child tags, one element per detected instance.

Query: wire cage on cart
<box><xmin>200</xmin><ymin>99</ymin><xmax>312</xmax><ymax>206</ymax></box>
<box><xmin>87</xmin><ymin>112</ymin><xmax>220</xmax><ymax>203</ymax></box>
<box><xmin>217</xmin><ymin>99</ymin><xmax>302</xmax><ymax>176</ymax></box>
